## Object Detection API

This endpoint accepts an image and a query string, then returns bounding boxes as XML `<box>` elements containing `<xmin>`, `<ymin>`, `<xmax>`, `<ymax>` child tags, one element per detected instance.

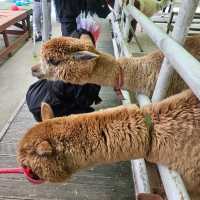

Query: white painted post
<box><xmin>32</xmin><ymin>11</ymin><xmax>37</xmax><ymax>57</ymax></box>
<box><xmin>109</xmin><ymin>12</ymin><xmax>131</xmax><ymax>56</ymax></box>
<box><xmin>152</xmin><ymin>0</ymin><xmax>200</xmax><ymax>102</ymax></box>
<box><xmin>42</xmin><ymin>0</ymin><xmax>49</xmax><ymax>42</ymax></box>
<box><xmin>123</xmin><ymin>14</ymin><xmax>131</xmax><ymax>41</ymax></box>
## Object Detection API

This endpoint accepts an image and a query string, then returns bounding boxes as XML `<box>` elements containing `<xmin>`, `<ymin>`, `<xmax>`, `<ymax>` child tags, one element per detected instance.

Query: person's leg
<box><xmin>61</xmin><ymin>20</ymin><xmax>77</xmax><ymax>36</ymax></box>
<box><xmin>47</xmin><ymin>1</ymin><xmax>52</xmax><ymax>38</ymax></box>
<box><xmin>33</xmin><ymin>1</ymin><xmax>42</xmax><ymax>41</ymax></box>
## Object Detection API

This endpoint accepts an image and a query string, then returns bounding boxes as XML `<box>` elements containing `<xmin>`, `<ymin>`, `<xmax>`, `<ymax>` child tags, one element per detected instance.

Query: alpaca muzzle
<box><xmin>31</xmin><ymin>64</ymin><xmax>45</xmax><ymax>79</ymax></box>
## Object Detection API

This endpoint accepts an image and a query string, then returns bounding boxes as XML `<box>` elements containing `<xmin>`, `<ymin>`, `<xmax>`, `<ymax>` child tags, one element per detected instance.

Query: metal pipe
<box><xmin>111</xmin><ymin>14</ymin><xmax>151</xmax><ymax>196</ymax></box>
<box><xmin>122</xmin><ymin>89</ymin><xmax>151</xmax><ymax>195</ymax></box>
<box><xmin>122</xmin><ymin>90</ymin><xmax>151</xmax><ymax>195</ymax></box>
<box><xmin>124</xmin><ymin>3</ymin><xmax>194</xmax><ymax>199</ymax></box>
<box><xmin>32</xmin><ymin>12</ymin><xmax>37</xmax><ymax>57</ymax></box>
<box><xmin>123</xmin><ymin>15</ymin><xmax>131</xmax><ymax>41</ymax></box>
<box><xmin>125</xmin><ymin>4</ymin><xmax>200</xmax><ymax>100</ymax></box>
<box><xmin>109</xmin><ymin>12</ymin><xmax>131</xmax><ymax>56</ymax></box>
<box><xmin>112</xmin><ymin>2</ymin><xmax>193</xmax><ymax>199</ymax></box>
<box><xmin>152</xmin><ymin>0</ymin><xmax>199</xmax><ymax>102</ymax></box>
<box><xmin>136</xmin><ymin>94</ymin><xmax>191</xmax><ymax>200</ymax></box>
<box><xmin>123</xmin><ymin>50</ymin><xmax>191</xmax><ymax>200</ymax></box>
<box><xmin>41</xmin><ymin>0</ymin><xmax>49</xmax><ymax>42</ymax></box>
<box><xmin>150</xmin><ymin>1</ymin><xmax>199</xmax><ymax>197</ymax></box>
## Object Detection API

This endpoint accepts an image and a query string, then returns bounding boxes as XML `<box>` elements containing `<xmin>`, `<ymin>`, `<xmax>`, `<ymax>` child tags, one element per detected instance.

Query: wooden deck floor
<box><xmin>0</xmin><ymin>19</ymin><xmax>134</xmax><ymax>199</ymax></box>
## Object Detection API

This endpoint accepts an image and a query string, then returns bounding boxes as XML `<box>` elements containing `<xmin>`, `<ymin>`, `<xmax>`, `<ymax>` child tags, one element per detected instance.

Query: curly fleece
<box><xmin>17</xmin><ymin>89</ymin><xmax>200</xmax><ymax>199</ymax></box>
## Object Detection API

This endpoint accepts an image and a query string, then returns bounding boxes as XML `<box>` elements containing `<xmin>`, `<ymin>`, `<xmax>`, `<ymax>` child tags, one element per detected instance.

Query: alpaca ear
<box><xmin>36</xmin><ymin>141</ymin><xmax>53</xmax><ymax>156</ymax></box>
<box><xmin>72</xmin><ymin>51</ymin><xmax>99</xmax><ymax>61</ymax></box>
<box><xmin>41</xmin><ymin>102</ymin><xmax>54</xmax><ymax>121</ymax></box>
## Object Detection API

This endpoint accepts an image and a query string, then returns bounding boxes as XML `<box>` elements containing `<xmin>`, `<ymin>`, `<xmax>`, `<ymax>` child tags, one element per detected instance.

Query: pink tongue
<box><xmin>0</xmin><ymin>167</ymin><xmax>44</xmax><ymax>184</ymax></box>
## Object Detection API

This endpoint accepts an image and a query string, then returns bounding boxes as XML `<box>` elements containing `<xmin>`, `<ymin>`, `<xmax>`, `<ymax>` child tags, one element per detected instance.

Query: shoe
<box><xmin>35</xmin><ymin>34</ymin><xmax>42</xmax><ymax>42</ymax></box>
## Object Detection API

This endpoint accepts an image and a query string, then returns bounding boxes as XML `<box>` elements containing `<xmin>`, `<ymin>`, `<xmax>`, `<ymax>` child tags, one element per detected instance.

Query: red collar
<box><xmin>114</xmin><ymin>66</ymin><xmax>125</xmax><ymax>101</ymax></box>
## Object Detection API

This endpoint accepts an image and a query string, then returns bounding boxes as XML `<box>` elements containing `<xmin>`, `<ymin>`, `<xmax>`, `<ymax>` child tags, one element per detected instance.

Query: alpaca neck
<box><xmin>118</xmin><ymin>50</ymin><xmax>164</xmax><ymax>96</ymax></box>
<box><xmin>89</xmin><ymin>50</ymin><xmax>163</xmax><ymax>96</ymax></box>
<box><xmin>89</xmin><ymin>52</ymin><xmax>121</xmax><ymax>87</ymax></box>
<box><xmin>62</xmin><ymin>105</ymin><xmax>150</xmax><ymax>170</ymax></box>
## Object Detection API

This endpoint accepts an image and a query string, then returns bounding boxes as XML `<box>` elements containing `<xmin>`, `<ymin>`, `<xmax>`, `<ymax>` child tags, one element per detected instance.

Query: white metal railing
<box><xmin>111</xmin><ymin>16</ymin><xmax>190</xmax><ymax>199</ymax></box>
<box><xmin>110</xmin><ymin>0</ymin><xmax>200</xmax><ymax>199</ymax></box>
<box><xmin>112</xmin><ymin>37</ymin><xmax>151</xmax><ymax>195</ymax></box>
<box><xmin>42</xmin><ymin>0</ymin><xmax>49</xmax><ymax>42</ymax></box>
<box><xmin>125</xmin><ymin>2</ymin><xmax>200</xmax><ymax>101</ymax></box>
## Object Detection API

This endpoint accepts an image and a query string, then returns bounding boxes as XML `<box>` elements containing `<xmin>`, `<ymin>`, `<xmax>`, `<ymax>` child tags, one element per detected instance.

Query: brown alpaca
<box><xmin>17</xmin><ymin>89</ymin><xmax>200</xmax><ymax>199</ymax></box>
<box><xmin>125</xmin><ymin>0</ymin><xmax>170</xmax><ymax>17</ymax></box>
<box><xmin>33</xmin><ymin>35</ymin><xmax>200</xmax><ymax>97</ymax></box>
<box><xmin>122</xmin><ymin>0</ymin><xmax>170</xmax><ymax>37</ymax></box>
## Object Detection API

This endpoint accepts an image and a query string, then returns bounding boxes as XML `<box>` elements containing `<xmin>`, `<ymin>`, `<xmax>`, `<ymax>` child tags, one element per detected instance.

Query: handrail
<box><xmin>112</xmin><ymin>31</ymin><xmax>151</xmax><ymax>195</ymax></box>
<box><xmin>109</xmin><ymin>0</ymin><xmax>200</xmax><ymax>199</ymax></box>
<box><xmin>125</xmin><ymin>4</ymin><xmax>200</xmax><ymax>100</ymax></box>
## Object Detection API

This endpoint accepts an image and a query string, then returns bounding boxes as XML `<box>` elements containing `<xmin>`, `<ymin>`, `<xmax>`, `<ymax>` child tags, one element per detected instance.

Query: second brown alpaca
<box><xmin>32</xmin><ymin>35</ymin><xmax>200</xmax><ymax>97</ymax></box>
<box><xmin>17</xmin><ymin>89</ymin><xmax>200</xmax><ymax>200</ymax></box>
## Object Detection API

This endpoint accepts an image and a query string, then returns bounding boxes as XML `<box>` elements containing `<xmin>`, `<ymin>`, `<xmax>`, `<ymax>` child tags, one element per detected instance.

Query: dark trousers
<box><xmin>61</xmin><ymin>20</ymin><xmax>77</xmax><ymax>36</ymax></box>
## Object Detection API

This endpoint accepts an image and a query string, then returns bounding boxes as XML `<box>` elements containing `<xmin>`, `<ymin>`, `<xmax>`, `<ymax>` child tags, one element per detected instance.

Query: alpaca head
<box><xmin>17</xmin><ymin>103</ymin><xmax>75</xmax><ymax>183</ymax></box>
<box><xmin>32</xmin><ymin>37</ymin><xmax>100</xmax><ymax>84</ymax></box>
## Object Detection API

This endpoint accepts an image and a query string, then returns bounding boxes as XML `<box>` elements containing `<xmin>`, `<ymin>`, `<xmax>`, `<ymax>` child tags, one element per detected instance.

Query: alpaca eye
<box><xmin>47</xmin><ymin>59</ymin><xmax>61</xmax><ymax>66</ymax></box>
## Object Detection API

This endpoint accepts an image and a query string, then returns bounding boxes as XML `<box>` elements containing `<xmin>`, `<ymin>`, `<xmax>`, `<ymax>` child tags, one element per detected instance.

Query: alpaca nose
<box><xmin>31</xmin><ymin>64</ymin><xmax>45</xmax><ymax>79</ymax></box>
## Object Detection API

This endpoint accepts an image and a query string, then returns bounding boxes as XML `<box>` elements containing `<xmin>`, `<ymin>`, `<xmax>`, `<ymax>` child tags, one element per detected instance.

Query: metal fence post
<box><xmin>152</xmin><ymin>0</ymin><xmax>200</xmax><ymax>101</ymax></box>
<box><xmin>41</xmin><ymin>0</ymin><xmax>49</xmax><ymax>42</ymax></box>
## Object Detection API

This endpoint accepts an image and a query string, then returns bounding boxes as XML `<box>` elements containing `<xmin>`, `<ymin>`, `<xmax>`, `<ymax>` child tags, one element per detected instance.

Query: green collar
<box><xmin>144</xmin><ymin>113</ymin><xmax>153</xmax><ymax>133</ymax></box>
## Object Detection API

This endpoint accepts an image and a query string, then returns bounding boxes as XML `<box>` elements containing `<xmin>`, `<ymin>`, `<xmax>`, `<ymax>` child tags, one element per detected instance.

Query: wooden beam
<box><xmin>0</xmin><ymin>32</ymin><xmax>29</xmax><ymax>60</ymax></box>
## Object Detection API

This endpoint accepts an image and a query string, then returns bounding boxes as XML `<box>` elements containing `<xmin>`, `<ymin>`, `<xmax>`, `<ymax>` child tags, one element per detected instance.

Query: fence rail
<box><xmin>110</xmin><ymin>0</ymin><xmax>200</xmax><ymax>199</ymax></box>
<box><xmin>125</xmin><ymin>3</ymin><xmax>200</xmax><ymax>100</ymax></box>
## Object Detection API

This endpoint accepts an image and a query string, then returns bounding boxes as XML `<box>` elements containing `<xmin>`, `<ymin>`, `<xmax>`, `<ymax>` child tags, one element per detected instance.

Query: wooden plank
<box><xmin>0</xmin><ymin>10</ymin><xmax>28</xmax><ymax>32</ymax></box>
<box><xmin>2</xmin><ymin>30</ymin><xmax>25</xmax><ymax>35</ymax></box>
<box><xmin>0</xmin><ymin>162</ymin><xmax>133</xmax><ymax>200</ymax></box>
<box><xmin>0</xmin><ymin>31</ymin><xmax>29</xmax><ymax>60</ymax></box>
<box><xmin>2</xmin><ymin>32</ymin><xmax>9</xmax><ymax>47</ymax></box>
<box><xmin>0</xmin><ymin>10</ymin><xmax>31</xmax><ymax>61</ymax></box>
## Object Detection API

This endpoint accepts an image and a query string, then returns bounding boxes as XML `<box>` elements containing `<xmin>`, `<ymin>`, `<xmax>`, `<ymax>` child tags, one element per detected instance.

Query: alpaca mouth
<box><xmin>23</xmin><ymin>167</ymin><xmax>44</xmax><ymax>184</ymax></box>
